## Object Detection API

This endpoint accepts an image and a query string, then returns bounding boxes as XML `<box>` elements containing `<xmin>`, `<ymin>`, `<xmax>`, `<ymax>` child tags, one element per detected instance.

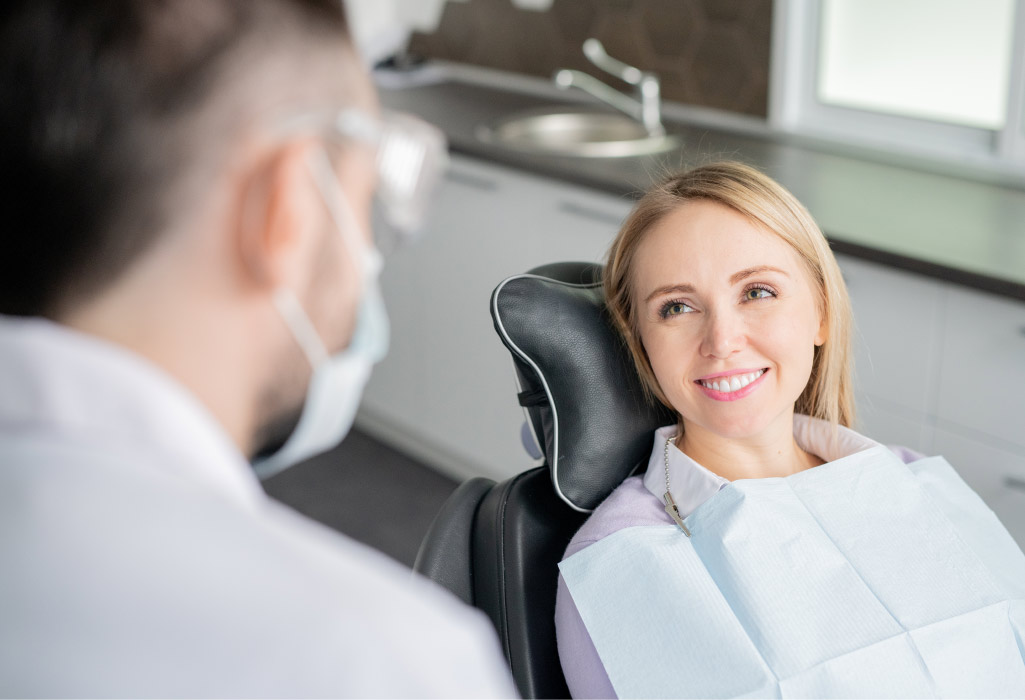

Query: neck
<box><xmin>61</xmin><ymin>253</ymin><xmax>270</xmax><ymax>458</ymax></box>
<box><xmin>678</xmin><ymin>411</ymin><xmax>823</xmax><ymax>481</ymax></box>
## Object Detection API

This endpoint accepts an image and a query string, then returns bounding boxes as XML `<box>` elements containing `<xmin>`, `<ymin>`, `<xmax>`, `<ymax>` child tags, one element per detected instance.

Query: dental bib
<box><xmin>559</xmin><ymin>446</ymin><xmax>1025</xmax><ymax>698</ymax></box>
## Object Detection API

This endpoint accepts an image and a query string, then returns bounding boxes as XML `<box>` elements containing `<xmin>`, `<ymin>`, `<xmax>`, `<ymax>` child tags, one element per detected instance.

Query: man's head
<box><xmin>0</xmin><ymin>0</ymin><xmax>374</xmax><ymax>315</ymax></box>
<box><xmin>0</xmin><ymin>0</ymin><xmax>387</xmax><ymax>459</ymax></box>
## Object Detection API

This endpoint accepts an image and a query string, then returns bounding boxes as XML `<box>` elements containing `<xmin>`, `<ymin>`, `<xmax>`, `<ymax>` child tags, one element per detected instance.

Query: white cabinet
<box><xmin>932</xmin><ymin>428</ymin><xmax>1025</xmax><ymax>550</ymax></box>
<box><xmin>820</xmin><ymin>255</ymin><xmax>1025</xmax><ymax>546</ymax></box>
<box><xmin>855</xmin><ymin>396</ymin><xmax>934</xmax><ymax>455</ymax></box>
<box><xmin>935</xmin><ymin>285</ymin><xmax>1025</xmax><ymax>450</ymax></box>
<box><xmin>835</xmin><ymin>254</ymin><xmax>944</xmax><ymax>454</ymax></box>
<box><xmin>358</xmin><ymin>155</ymin><xmax>632</xmax><ymax>481</ymax></box>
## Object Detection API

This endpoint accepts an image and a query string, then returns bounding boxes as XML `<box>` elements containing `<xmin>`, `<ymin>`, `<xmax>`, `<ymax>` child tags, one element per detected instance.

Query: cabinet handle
<box><xmin>557</xmin><ymin>200</ymin><xmax>625</xmax><ymax>227</ymax></box>
<box><xmin>1005</xmin><ymin>476</ymin><xmax>1025</xmax><ymax>492</ymax></box>
<box><xmin>445</xmin><ymin>169</ymin><xmax>498</xmax><ymax>192</ymax></box>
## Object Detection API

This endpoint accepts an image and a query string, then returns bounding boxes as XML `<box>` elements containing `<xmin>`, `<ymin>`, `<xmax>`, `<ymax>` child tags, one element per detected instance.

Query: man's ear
<box><xmin>236</xmin><ymin>139</ymin><xmax>320</xmax><ymax>293</ymax></box>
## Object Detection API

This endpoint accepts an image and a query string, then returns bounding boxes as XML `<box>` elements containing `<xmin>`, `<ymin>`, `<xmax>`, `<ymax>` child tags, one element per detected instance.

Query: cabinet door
<box><xmin>932</xmin><ymin>427</ymin><xmax>1025</xmax><ymax>549</ymax></box>
<box><xmin>360</xmin><ymin>156</ymin><xmax>632</xmax><ymax>481</ymax></box>
<box><xmin>856</xmin><ymin>396</ymin><xmax>934</xmax><ymax>455</ymax></box>
<box><xmin>835</xmin><ymin>255</ymin><xmax>944</xmax><ymax>420</ymax></box>
<box><xmin>935</xmin><ymin>285</ymin><xmax>1025</xmax><ymax>450</ymax></box>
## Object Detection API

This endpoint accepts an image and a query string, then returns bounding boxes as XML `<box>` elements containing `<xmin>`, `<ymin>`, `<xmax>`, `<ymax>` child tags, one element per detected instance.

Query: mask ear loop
<box><xmin>269</xmin><ymin>150</ymin><xmax>361</xmax><ymax>372</ymax></box>
<box><xmin>308</xmin><ymin>149</ymin><xmax>378</xmax><ymax>269</ymax></box>
<box><xmin>274</xmin><ymin>289</ymin><xmax>330</xmax><ymax>369</ymax></box>
<box><xmin>305</xmin><ymin>148</ymin><xmax>388</xmax><ymax>361</ymax></box>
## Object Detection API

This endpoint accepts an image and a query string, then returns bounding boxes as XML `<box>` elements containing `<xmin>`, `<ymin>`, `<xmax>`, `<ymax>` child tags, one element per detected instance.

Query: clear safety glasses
<box><xmin>282</xmin><ymin>108</ymin><xmax>450</xmax><ymax>252</ymax></box>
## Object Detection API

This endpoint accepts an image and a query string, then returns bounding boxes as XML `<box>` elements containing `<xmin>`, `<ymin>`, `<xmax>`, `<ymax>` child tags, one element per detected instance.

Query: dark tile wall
<box><xmin>409</xmin><ymin>0</ymin><xmax>773</xmax><ymax>118</ymax></box>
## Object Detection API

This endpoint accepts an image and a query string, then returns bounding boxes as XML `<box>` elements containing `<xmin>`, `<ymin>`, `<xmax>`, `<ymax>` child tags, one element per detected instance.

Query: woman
<box><xmin>554</xmin><ymin>162</ymin><xmax>1025</xmax><ymax>699</ymax></box>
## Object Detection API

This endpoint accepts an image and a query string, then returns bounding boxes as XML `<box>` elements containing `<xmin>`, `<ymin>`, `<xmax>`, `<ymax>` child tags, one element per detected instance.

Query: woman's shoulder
<box><xmin>563</xmin><ymin>475</ymin><xmax>673</xmax><ymax>559</ymax></box>
<box><xmin>886</xmin><ymin>444</ymin><xmax>927</xmax><ymax>464</ymax></box>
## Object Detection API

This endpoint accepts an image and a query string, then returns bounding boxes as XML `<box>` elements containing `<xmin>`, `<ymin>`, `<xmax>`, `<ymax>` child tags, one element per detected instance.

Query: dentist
<box><xmin>0</xmin><ymin>1</ymin><xmax>515</xmax><ymax>697</ymax></box>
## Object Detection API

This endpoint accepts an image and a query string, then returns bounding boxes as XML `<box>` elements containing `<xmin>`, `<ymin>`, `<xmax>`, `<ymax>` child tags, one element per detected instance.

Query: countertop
<box><xmin>378</xmin><ymin>67</ymin><xmax>1025</xmax><ymax>301</ymax></box>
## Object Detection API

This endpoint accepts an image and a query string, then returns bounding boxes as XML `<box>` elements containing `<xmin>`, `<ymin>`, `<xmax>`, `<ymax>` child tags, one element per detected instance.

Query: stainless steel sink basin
<box><xmin>476</xmin><ymin>108</ymin><xmax>680</xmax><ymax>158</ymax></box>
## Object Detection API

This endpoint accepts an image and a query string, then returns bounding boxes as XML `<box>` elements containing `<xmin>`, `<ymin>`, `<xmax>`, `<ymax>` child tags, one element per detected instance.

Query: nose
<box><xmin>699</xmin><ymin>308</ymin><xmax>746</xmax><ymax>359</ymax></box>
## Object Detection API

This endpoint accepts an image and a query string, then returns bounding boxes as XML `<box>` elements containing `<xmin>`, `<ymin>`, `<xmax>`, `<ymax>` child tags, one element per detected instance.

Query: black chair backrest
<box><xmin>415</xmin><ymin>262</ymin><xmax>673</xmax><ymax>698</ymax></box>
<box><xmin>491</xmin><ymin>261</ymin><xmax>674</xmax><ymax>512</ymax></box>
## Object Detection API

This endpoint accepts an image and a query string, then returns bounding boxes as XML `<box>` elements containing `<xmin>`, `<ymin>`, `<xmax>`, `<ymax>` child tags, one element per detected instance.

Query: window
<box><xmin>771</xmin><ymin>0</ymin><xmax>1025</xmax><ymax>170</ymax></box>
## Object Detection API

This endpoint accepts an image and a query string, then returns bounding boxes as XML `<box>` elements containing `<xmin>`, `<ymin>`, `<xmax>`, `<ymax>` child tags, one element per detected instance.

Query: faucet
<box><xmin>553</xmin><ymin>39</ymin><xmax>665</xmax><ymax>136</ymax></box>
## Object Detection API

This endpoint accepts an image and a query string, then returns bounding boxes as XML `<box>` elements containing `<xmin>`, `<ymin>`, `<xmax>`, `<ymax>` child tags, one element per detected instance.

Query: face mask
<box><xmin>252</xmin><ymin>151</ymin><xmax>389</xmax><ymax>480</ymax></box>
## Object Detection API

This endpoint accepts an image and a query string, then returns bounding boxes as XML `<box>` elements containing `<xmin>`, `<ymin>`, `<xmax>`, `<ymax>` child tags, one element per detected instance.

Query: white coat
<box><xmin>0</xmin><ymin>315</ymin><xmax>517</xmax><ymax>698</ymax></box>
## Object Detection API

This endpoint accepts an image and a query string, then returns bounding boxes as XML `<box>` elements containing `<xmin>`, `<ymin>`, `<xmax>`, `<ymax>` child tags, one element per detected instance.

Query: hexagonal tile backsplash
<box><xmin>409</xmin><ymin>0</ymin><xmax>772</xmax><ymax>117</ymax></box>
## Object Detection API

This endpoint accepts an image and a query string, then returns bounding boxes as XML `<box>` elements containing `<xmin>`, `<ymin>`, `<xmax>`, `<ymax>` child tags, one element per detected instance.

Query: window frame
<box><xmin>769</xmin><ymin>0</ymin><xmax>1025</xmax><ymax>172</ymax></box>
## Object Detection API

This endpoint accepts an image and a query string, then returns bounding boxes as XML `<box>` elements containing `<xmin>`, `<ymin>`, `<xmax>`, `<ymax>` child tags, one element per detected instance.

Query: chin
<box><xmin>678</xmin><ymin>396</ymin><xmax>783</xmax><ymax>441</ymax></box>
<box><xmin>693</xmin><ymin>414</ymin><xmax>771</xmax><ymax>440</ymax></box>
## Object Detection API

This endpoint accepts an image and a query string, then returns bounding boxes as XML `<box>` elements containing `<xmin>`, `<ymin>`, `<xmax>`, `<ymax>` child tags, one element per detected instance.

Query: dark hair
<box><xmin>0</xmin><ymin>0</ymin><xmax>349</xmax><ymax>317</ymax></box>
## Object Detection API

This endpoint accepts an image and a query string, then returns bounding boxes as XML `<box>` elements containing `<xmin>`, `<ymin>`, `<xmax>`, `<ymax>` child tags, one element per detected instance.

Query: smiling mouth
<box><xmin>696</xmin><ymin>369</ymin><xmax>768</xmax><ymax>394</ymax></box>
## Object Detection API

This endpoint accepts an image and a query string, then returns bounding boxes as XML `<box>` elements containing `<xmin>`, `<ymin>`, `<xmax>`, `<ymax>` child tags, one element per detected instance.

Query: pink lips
<box><xmin>695</xmin><ymin>368</ymin><xmax>769</xmax><ymax>402</ymax></box>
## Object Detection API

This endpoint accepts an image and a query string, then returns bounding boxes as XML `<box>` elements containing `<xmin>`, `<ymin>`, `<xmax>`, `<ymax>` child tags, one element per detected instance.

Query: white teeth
<box><xmin>701</xmin><ymin>369</ymin><xmax>765</xmax><ymax>393</ymax></box>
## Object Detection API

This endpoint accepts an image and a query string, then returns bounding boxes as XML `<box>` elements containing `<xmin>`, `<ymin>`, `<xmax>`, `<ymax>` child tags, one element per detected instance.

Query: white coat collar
<box><xmin>0</xmin><ymin>315</ymin><xmax>262</xmax><ymax>508</ymax></box>
<box><xmin>642</xmin><ymin>414</ymin><xmax>881</xmax><ymax>518</ymax></box>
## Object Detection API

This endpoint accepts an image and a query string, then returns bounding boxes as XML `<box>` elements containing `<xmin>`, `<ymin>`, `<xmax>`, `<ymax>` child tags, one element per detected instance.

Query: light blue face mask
<box><xmin>252</xmin><ymin>151</ymin><xmax>389</xmax><ymax>480</ymax></box>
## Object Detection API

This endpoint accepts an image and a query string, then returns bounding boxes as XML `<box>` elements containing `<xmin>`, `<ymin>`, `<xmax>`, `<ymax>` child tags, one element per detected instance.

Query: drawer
<box><xmin>933</xmin><ymin>427</ymin><xmax>1025</xmax><ymax>550</ymax></box>
<box><xmin>935</xmin><ymin>285</ymin><xmax>1025</xmax><ymax>449</ymax></box>
<box><xmin>836</xmin><ymin>255</ymin><xmax>944</xmax><ymax>415</ymax></box>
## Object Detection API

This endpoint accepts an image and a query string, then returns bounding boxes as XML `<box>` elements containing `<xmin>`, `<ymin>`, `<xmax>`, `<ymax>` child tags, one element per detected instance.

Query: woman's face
<box><xmin>633</xmin><ymin>200</ymin><xmax>825</xmax><ymax>441</ymax></box>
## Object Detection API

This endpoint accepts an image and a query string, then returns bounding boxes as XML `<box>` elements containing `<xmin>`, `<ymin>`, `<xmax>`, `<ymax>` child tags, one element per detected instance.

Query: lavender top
<box><xmin>554</xmin><ymin>416</ymin><xmax>925</xmax><ymax>699</ymax></box>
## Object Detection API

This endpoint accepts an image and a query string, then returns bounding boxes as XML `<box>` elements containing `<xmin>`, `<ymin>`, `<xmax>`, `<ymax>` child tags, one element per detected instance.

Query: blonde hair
<box><xmin>604</xmin><ymin>161</ymin><xmax>855</xmax><ymax>429</ymax></box>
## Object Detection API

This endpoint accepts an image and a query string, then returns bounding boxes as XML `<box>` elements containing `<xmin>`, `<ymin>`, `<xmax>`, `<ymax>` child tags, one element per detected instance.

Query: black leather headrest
<box><xmin>490</xmin><ymin>262</ymin><xmax>675</xmax><ymax>512</ymax></box>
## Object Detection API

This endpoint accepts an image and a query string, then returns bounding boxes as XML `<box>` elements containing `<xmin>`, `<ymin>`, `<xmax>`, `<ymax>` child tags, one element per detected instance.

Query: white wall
<box><xmin>344</xmin><ymin>0</ymin><xmax>553</xmax><ymax>64</ymax></box>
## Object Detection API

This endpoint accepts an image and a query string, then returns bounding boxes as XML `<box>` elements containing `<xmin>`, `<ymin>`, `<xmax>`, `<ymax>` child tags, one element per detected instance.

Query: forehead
<box><xmin>631</xmin><ymin>200</ymin><xmax>807</xmax><ymax>294</ymax></box>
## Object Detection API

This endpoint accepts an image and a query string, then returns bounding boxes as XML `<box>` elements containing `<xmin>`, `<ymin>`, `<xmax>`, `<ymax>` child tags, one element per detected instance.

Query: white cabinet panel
<box><xmin>836</xmin><ymin>254</ymin><xmax>944</xmax><ymax>415</ymax></box>
<box><xmin>933</xmin><ymin>427</ymin><xmax>1025</xmax><ymax>549</ymax></box>
<box><xmin>359</xmin><ymin>156</ymin><xmax>632</xmax><ymax>481</ymax></box>
<box><xmin>854</xmin><ymin>395</ymin><xmax>933</xmax><ymax>455</ymax></box>
<box><xmin>935</xmin><ymin>285</ymin><xmax>1025</xmax><ymax>449</ymax></box>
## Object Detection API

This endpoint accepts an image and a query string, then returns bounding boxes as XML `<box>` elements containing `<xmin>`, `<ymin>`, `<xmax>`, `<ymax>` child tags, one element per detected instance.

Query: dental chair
<box><xmin>413</xmin><ymin>262</ymin><xmax>674</xmax><ymax>698</ymax></box>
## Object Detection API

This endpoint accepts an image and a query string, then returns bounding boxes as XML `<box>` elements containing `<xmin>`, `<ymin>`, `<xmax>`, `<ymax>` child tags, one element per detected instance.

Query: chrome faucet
<box><xmin>553</xmin><ymin>39</ymin><xmax>665</xmax><ymax>136</ymax></box>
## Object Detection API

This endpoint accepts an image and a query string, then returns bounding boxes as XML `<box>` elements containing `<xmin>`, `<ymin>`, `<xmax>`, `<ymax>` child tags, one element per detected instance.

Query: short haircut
<box><xmin>604</xmin><ymin>162</ymin><xmax>856</xmax><ymax>430</ymax></box>
<box><xmin>0</xmin><ymin>0</ymin><xmax>350</xmax><ymax>317</ymax></box>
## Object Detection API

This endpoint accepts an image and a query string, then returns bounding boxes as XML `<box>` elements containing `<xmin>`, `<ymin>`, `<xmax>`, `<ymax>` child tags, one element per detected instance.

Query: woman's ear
<box><xmin>814</xmin><ymin>314</ymin><xmax>828</xmax><ymax>347</ymax></box>
<box><xmin>235</xmin><ymin>139</ymin><xmax>320</xmax><ymax>293</ymax></box>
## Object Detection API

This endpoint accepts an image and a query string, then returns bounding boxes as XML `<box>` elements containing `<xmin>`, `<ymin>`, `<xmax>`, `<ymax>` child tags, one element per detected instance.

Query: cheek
<box><xmin>640</xmin><ymin>324</ymin><xmax>699</xmax><ymax>400</ymax></box>
<box><xmin>755</xmin><ymin>310</ymin><xmax>819</xmax><ymax>386</ymax></box>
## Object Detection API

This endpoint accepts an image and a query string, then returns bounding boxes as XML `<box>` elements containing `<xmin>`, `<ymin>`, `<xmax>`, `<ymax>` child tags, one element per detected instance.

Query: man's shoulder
<box><xmin>563</xmin><ymin>475</ymin><xmax>671</xmax><ymax>558</ymax></box>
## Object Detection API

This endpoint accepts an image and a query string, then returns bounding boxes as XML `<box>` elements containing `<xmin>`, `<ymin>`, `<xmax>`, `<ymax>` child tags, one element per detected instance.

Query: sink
<box><xmin>476</xmin><ymin>108</ymin><xmax>680</xmax><ymax>158</ymax></box>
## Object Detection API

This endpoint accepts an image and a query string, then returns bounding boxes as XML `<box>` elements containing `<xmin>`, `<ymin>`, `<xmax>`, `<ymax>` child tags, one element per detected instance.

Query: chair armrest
<box><xmin>413</xmin><ymin>476</ymin><xmax>495</xmax><ymax>605</ymax></box>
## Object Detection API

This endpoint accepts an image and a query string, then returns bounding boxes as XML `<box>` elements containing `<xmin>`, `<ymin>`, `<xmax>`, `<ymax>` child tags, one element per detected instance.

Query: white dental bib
<box><xmin>559</xmin><ymin>446</ymin><xmax>1025</xmax><ymax>698</ymax></box>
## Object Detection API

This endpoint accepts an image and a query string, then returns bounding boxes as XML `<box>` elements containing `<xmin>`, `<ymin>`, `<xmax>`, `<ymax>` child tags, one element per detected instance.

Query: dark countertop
<box><xmin>380</xmin><ymin>74</ymin><xmax>1025</xmax><ymax>301</ymax></box>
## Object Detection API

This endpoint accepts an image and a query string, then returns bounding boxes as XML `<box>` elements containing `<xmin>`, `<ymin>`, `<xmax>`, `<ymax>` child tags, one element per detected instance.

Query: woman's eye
<box><xmin>661</xmin><ymin>301</ymin><xmax>693</xmax><ymax>318</ymax></box>
<box><xmin>744</xmin><ymin>287</ymin><xmax>774</xmax><ymax>301</ymax></box>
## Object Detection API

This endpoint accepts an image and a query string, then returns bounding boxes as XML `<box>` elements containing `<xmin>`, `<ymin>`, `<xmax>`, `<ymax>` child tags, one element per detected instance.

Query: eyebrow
<box><xmin>730</xmin><ymin>266</ymin><xmax>789</xmax><ymax>285</ymax></box>
<box><xmin>644</xmin><ymin>283</ymin><xmax>695</xmax><ymax>303</ymax></box>
<box><xmin>643</xmin><ymin>266</ymin><xmax>789</xmax><ymax>303</ymax></box>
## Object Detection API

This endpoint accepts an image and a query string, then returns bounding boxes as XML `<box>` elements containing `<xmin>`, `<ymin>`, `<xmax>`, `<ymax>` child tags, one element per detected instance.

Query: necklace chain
<box><xmin>664</xmin><ymin>435</ymin><xmax>675</xmax><ymax>495</ymax></box>
<box><xmin>663</xmin><ymin>434</ymin><xmax>691</xmax><ymax>537</ymax></box>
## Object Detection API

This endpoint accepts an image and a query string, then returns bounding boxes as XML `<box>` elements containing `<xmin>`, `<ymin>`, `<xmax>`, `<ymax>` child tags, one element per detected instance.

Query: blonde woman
<box><xmin>554</xmin><ymin>162</ymin><xmax>1025</xmax><ymax>698</ymax></box>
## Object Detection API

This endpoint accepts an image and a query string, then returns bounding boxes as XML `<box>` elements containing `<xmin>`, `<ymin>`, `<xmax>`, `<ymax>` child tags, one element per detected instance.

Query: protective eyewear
<box><xmin>283</xmin><ymin>108</ymin><xmax>450</xmax><ymax>252</ymax></box>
